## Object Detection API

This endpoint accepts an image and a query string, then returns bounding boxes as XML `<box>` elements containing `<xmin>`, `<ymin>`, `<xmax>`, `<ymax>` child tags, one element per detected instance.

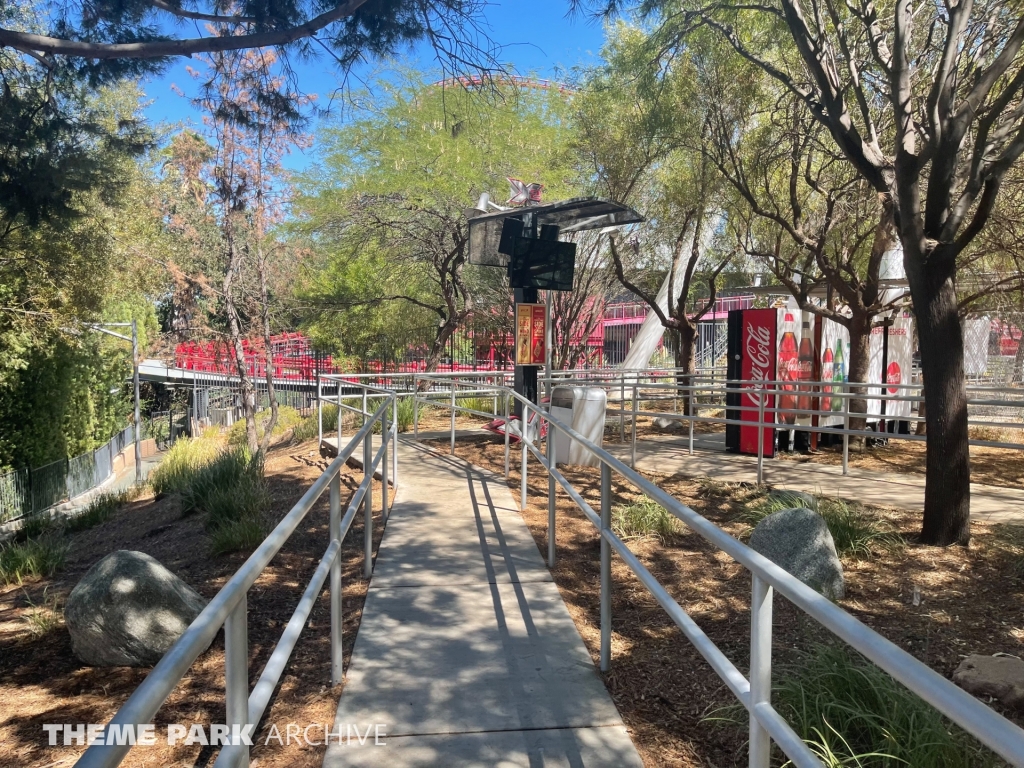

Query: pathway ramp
<box><xmin>323</xmin><ymin>439</ymin><xmax>641</xmax><ymax>768</ymax></box>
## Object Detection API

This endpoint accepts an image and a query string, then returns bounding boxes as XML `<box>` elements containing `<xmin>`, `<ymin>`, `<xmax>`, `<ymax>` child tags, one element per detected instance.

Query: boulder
<box><xmin>749</xmin><ymin>507</ymin><xmax>845</xmax><ymax>599</ymax></box>
<box><xmin>953</xmin><ymin>655</ymin><xmax>1024</xmax><ymax>710</ymax></box>
<box><xmin>768</xmin><ymin>489</ymin><xmax>818</xmax><ymax>510</ymax></box>
<box><xmin>65</xmin><ymin>550</ymin><xmax>208</xmax><ymax>667</ymax></box>
<box><xmin>653</xmin><ymin>416</ymin><xmax>683</xmax><ymax>433</ymax></box>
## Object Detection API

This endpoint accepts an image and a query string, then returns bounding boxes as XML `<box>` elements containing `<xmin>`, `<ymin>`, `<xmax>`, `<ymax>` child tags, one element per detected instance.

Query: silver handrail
<box><xmin>75</xmin><ymin>389</ymin><xmax>396</xmax><ymax>768</ymax></box>
<box><xmin>416</xmin><ymin>378</ymin><xmax>1024</xmax><ymax>768</ymax></box>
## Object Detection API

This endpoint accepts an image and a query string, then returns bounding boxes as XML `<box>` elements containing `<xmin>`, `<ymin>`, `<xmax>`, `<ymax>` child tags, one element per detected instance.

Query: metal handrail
<box><xmin>416</xmin><ymin>377</ymin><xmax>1024</xmax><ymax>768</ymax></box>
<box><xmin>76</xmin><ymin>389</ymin><xmax>396</xmax><ymax>768</ymax></box>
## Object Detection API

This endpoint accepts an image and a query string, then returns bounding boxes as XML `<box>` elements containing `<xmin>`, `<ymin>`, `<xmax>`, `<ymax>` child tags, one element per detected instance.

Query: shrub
<box><xmin>209</xmin><ymin>515</ymin><xmax>272</xmax><ymax>556</ymax></box>
<box><xmin>612</xmin><ymin>495</ymin><xmax>680</xmax><ymax>543</ymax></box>
<box><xmin>64</xmin><ymin>486</ymin><xmax>141</xmax><ymax>533</ymax></box>
<box><xmin>227</xmin><ymin>406</ymin><xmax>305</xmax><ymax>447</ymax></box>
<box><xmin>772</xmin><ymin>644</ymin><xmax>999</xmax><ymax>768</ymax></box>
<box><xmin>396</xmin><ymin>397</ymin><xmax>415</xmax><ymax>432</ymax></box>
<box><xmin>15</xmin><ymin>514</ymin><xmax>57</xmax><ymax>542</ymax></box>
<box><xmin>150</xmin><ymin>435</ymin><xmax>222</xmax><ymax>497</ymax></box>
<box><xmin>21</xmin><ymin>587</ymin><xmax>63</xmax><ymax>636</ymax></box>
<box><xmin>0</xmin><ymin>535</ymin><xmax>68</xmax><ymax>584</ymax></box>
<box><xmin>457</xmin><ymin>396</ymin><xmax>496</xmax><ymax>417</ymax></box>
<box><xmin>179</xmin><ymin>447</ymin><xmax>265</xmax><ymax>517</ymax></box>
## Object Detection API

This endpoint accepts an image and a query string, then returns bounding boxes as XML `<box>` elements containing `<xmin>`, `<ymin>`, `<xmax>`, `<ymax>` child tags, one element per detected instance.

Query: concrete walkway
<box><xmin>608</xmin><ymin>434</ymin><xmax>1024</xmax><ymax>527</ymax></box>
<box><xmin>323</xmin><ymin>438</ymin><xmax>641</xmax><ymax>768</ymax></box>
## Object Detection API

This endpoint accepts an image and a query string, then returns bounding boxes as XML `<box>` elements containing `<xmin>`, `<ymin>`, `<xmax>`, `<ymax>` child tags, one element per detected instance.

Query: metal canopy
<box><xmin>468</xmin><ymin>197</ymin><xmax>644</xmax><ymax>267</ymax></box>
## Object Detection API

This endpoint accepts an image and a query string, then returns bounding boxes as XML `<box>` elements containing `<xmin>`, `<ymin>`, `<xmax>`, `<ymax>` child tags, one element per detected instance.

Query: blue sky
<box><xmin>140</xmin><ymin>1</ymin><xmax>609</xmax><ymax>170</ymax></box>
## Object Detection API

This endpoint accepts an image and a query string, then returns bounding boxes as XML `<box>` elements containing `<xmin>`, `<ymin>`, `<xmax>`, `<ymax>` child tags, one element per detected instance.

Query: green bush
<box><xmin>209</xmin><ymin>514</ymin><xmax>272</xmax><ymax>556</ymax></box>
<box><xmin>396</xmin><ymin>397</ymin><xmax>415</xmax><ymax>432</ymax></box>
<box><xmin>0</xmin><ymin>535</ymin><xmax>68</xmax><ymax>584</ymax></box>
<box><xmin>771</xmin><ymin>644</ymin><xmax>999</xmax><ymax>768</ymax></box>
<box><xmin>612</xmin><ymin>495</ymin><xmax>680</xmax><ymax>543</ymax></box>
<box><xmin>740</xmin><ymin>493</ymin><xmax>903</xmax><ymax>559</ymax></box>
<box><xmin>226</xmin><ymin>406</ymin><xmax>305</xmax><ymax>447</ymax></box>
<box><xmin>150</xmin><ymin>434</ymin><xmax>222</xmax><ymax>497</ymax></box>
<box><xmin>16</xmin><ymin>514</ymin><xmax>57</xmax><ymax>542</ymax></box>
<box><xmin>457</xmin><ymin>396</ymin><xmax>496</xmax><ymax>418</ymax></box>
<box><xmin>64</xmin><ymin>486</ymin><xmax>141</xmax><ymax>533</ymax></box>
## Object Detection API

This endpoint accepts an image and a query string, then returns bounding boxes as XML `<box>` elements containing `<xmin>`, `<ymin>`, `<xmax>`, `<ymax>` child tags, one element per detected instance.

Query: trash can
<box><xmin>549</xmin><ymin>386</ymin><xmax>607</xmax><ymax>467</ymax></box>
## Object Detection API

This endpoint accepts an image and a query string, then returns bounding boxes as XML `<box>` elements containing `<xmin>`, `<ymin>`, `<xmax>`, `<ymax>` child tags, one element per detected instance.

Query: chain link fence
<box><xmin>0</xmin><ymin>425</ymin><xmax>135</xmax><ymax>523</ymax></box>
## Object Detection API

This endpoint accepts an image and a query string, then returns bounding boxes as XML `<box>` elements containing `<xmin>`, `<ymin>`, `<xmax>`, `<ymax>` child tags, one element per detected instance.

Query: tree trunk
<box><xmin>846</xmin><ymin>311</ymin><xmax>872</xmax><ymax>451</ymax></box>
<box><xmin>1013</xmin><ymin>329</ymin><xmax>1024</xmax><ymax>384</ymax></box>
<box><xmin>907</xmin><ymin>255</ymin><xmax>971</xmax><ymax>545</ymax></box>
<box><xmin>223</xmin><ymin>233</ymin><xmax>259</xmax><ymax>454</ymax></box>
<box><xmin>675</xmin><ymin>323</ymin><xmax>696</xmax><ymax>413</ymax></box>
<box><xmin>256</xmin><ymin>239</ymin><xmax>278</xmax><ymax>456</ymax></box>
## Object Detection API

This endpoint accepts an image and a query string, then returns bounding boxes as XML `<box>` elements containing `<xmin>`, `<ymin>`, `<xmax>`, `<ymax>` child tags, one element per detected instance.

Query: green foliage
<box><xmin>16</xmin><ymin>514</ymin><xmax>56</xmax><ymax>542</ymax></box>
<box><xmin>771</xmin><ymin>645</ymin><xmax>999</xmax><ymax>768</ymax></box>
<box><xmin>740</xmin><ymin>493</ymin><xmax>903</xmax><ymax>559</ymax></box>
<box><xmin>64</xmin><ymin>486</ymin><xmax>140</xmax><ymax>533</ymax></box>
<box><xmin>226</xmin><ymin>406</ymin><xmax>305</xmax><ymax>448</ymax></box>
<box><xmin>612</xmin><ymin>495</ymin><xmax>680</xmax><ymax>543</ymax></box>
<box><xmin>396</xmin><ymin>397</ymin><xmax>415</xmax><ymax>433</ymax></box>
<box><xmin>0</xmin><ymin>535</ymin><xmax>68</xmax><ymax>584</ymax></box>
<box><xmin>150</xmin><ymin>434</ymin><xmax>223</xmax><ymax>497</ymax></box>
<box><xmin>457</xmin><ymin>396</ymin><xmax>496</xmax><ymax>417</ymax></box>
<box><xmin>209</xmin><ymin>515</ymin><xmax>272</xmax><ymax>556</ymax></box>
<box><xmin>21</xmin><ymin>586</ymin><xmax>63</xmax><ymax>637</ymax></box>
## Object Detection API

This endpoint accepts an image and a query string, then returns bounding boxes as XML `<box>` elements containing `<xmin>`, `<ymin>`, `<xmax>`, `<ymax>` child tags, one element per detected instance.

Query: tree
<box><xmin>591</xmin><ymin>0</ymin><xmax>1024</xmax><ymax>545</ymax></box>
<box><xmin>295</xmin><ymin>73</ymin><xmax>579</xmax><ymax>372</ymax></box>
<box><xmin>0</xmin><ymin>0</ymin><xmax>498</xmax><ymax>79</ymax></box>
<box><xmin>549</xmin><ymin>233</ymin><xmax>618</xmax><ymax>370</ymax></box>
<box><xmin>574</xmin><ymin>24</ymin><xmax>734</xmax><ymax>383</ymax></box>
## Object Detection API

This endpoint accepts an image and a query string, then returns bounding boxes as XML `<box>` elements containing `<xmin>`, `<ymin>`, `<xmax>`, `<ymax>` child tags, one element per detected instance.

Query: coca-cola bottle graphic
<box><xmin>821</xmin><ymin>346</ymin><xmax>833</xmax><ymax>411</ymax></box>
<box><xmin>797</xmin><ymin>318</ymin><xmax>814</xmax><ymax>412</ymax></box>
<box><xmin>778</xmin><ymin>313</ymin><xmax>798</xmax><ymax>424</ymax></box>
<box><xmin>887</xmin><ymin>360</ymin><xmax>902</xmax><ymax>394</ymax></box>
<box><xmin>831</xmin><ymin>339</ymin><xmax>845</xmax><ymax>411</ymax></box>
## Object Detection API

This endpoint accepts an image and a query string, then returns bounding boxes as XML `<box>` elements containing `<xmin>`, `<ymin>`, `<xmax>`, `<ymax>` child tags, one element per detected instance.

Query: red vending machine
<box><xmin>726</xmin><ymin>308</ymin><xmax>777</xmax><ymax>457</ymax></box>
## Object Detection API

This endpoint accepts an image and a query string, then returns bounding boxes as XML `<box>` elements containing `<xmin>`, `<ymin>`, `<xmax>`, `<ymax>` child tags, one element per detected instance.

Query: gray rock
<box><xmin>768</xmin><ymin>489</ymin><xmax>818</xmax><ymax>510</ymax></box>
<box><xmin>749</xmin><ymin>508</ymin><xmax>845</xmax><ymax>599</ymax></box>
<box><xmin>953</xmin><ymin>655</ymin><xmax>1024</xmax><ymax>710</ymax></box>
<box><xmin>65</xmin><ymin>550</ymin><xmax>208</xmax><ymax>667</ymax></box>
<box><xmin>652</xmin><ymin>416</ymin><xmax>683</xmax><ymax>433</ymax></box>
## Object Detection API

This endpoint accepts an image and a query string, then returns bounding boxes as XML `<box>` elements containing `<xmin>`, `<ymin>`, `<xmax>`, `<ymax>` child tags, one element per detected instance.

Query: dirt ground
<box><xmin>426</xmin><ymin>434</ymin><xmax>1024</xmax><ymax>768</ymax></box>
<box><xmin>0</xmin><ymin>438</ymin><xmax>388</xmax><ymax>768</ymax></box>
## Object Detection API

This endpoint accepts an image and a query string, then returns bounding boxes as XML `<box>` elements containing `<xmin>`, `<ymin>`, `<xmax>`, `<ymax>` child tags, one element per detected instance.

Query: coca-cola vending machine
<box><xmin>726</xmin><ymin>308</ymin><xmax>777</xmax><ymax>457</ymax></box>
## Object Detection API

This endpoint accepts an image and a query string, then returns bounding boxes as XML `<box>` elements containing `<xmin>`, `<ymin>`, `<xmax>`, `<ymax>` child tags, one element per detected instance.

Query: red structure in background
<box><xmin>174</xmin><ymin>333</ymin><xmax>341</xmax><ymax>380</ymax></box>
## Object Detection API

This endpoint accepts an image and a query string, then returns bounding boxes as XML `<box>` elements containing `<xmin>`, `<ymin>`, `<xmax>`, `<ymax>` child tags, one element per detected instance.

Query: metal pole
<box><xmin>521</xmin><ymin>403</ymin><xmax>529</xmax><ymax>512</ymax></box>
<box><xmin>363</xmin><ymin>429</ymin><xmax>373</xmax><ymax>580</ymax></box>
<box><xmin>317</xmin><ymin>376</ymin><xmax>323</xmax><ymax>447</ymax></box>
<box><xmin>547</xmin><ymin>418</ymin><xmax>556</xmax><ymax>568</ymax></box>
<box><xmin>450</xmin><ymin>383</ymin><xmax>456</xmax><ymax>455</ymax></box>
<box><xmin>600</xmin><ymin>462</ymin><xmax>611</xmax><ymax>672</ymax></box>
<box><xmin>392</xmin><ymin>395</ymin><xmax>399</xmax><ymax>492</ymax></box>
<box><xmin>545</xmin><ymin>290</ymin><xmax>553</xmax><ymax>400</ymax></box>
<box><xmin>381</xmin><ymin>407</ymin><xmax>389</xmax><ymax>522</ymax></box>
<box><xmin>337</xmin><ymin>386</ymin><xmax>342</xmax><ymax>450</ymax></box>
<box><xmin>757</xmin><ymin>389</ymin><xmax>765</xmax><ymax>485</ymax></box>
<box><xmin>842</xmin><ymin>386</ymin><xmax>850</xmax><ymax>476</ymax></box>
<box><xmin>631</xmin><ymin>384</ymin><xmax>638</xmax><ymax>468</ymax></box>
<box><xmin>688</xmin><ymin>380</ymin><xmax>695</xmax><ymax>456</ymax></box>
<box><xmin>225</xmin><ymin>595</ymin><xmax>250</xmax><ymax>766</ymax></box>
<box><xmin>619</xmin><ymin>374</ymin><xmax>625</xmax><ymax>441</ymax></box>
<box><xmin>749</xmin><ymin>574</ymin><xmax>773</xmax><ymax>768</ymax></box>
<box><xmin>413</xmin><ymin>376</ymin><xmax>420</xmax><ymax>440</ymax></box>
<box><xmin>131</xmin><ymin>320</ymin><xmax>141</xmax><ymax>485</ymax></box>
<box><xmin>504</xmin><ymin>392</ymin><xmax>511</xmax><ymax>480</ymax></box>
<box><xmin>329</xmin><ymin>474</ymin><xmax>343</xmax><ymax>685</ymax></box>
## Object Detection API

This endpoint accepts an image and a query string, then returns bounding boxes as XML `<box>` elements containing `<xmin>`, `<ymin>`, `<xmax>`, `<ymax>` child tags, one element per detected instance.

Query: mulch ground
<box><xmin>426</xmin><ymin>434</ymin><xmax>1024</xmax><ymax>768</ymax></box>
<box><xmin>0</xmin><ymin>437</ymin><xmax>388</xmax><ymax>768</ymax></box>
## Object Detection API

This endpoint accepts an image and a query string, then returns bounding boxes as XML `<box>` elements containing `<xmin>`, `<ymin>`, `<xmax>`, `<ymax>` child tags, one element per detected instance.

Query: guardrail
<box><xmin>75</xmin><ymin>388</ymin><xmax>396</xmax><ymax>768</ymax></box>
<box><xmin>414</xmin><ymin>375</ymin><xmax>1024</xmax><ymax>768</ymax></box>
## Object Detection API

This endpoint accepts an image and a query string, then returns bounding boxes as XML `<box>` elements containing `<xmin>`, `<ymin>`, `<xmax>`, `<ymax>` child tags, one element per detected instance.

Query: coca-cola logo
<box><xmin>744</xmin><ymin>323</ymin><xmax>771</xmax><ymax>408</ymax></box>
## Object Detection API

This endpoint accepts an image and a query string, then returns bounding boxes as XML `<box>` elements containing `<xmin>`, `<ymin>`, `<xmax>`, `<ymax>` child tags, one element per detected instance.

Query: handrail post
<box><xmin>381</xmin><ymin>406</ymin><xmax>389</xmax><ymax>523</ymax></box>
<box><xmin>363</xmin><ymin>428</ymin><xmax>373</xmax><ymax>580</ymax></box>
<box><xmin>688</xmin><ymin>379</ymin><xmax>694</xmax><ymax>456</ymax></box>
<box><xmin>317</xmin><ymin>376</ymin><xmax>323</xmax><ymax>447</ymax></box>
<box><xmin>336</xmin><ymin>388</ymin><xmax>342</xmax><ymax>451</ymax></box>
<box><xmin>600</xmin><ymin>462</ymin><xmax>611</xmax><ymax>672</ymax></box>
<box><xmin>329</xmin><ymin>474</ymin><xmax>343</xmax><ymax>685</ymax></box>
<box><xmin>413</xmin><ymin>376</ymin><xmax>420</xmax><ymax>440</ymax></box>
<box><xmin>631</xmin><ymin>384</ymin><xmax>638</xmax><ymax>468</ymax></box>
<box><xmin>757</xmin><ymin>389</ymin><xmax>765</xmax><ymax>485</ymax></box>
<box><xmin>547</xmin><ymin>417</ymin><xmax>556</xmax><ymax>567</ymax></box>
<box><xmin>749</xmin><ymin>574</ymin><xmax>773</xmax><ymax>768</ymax></box>
<box><xmin>504</xmin><ymin>392</ymin><xmax>511</xmax><ymax>480</ymax></box>
<box><xmin>392</xmin><ymin>395</ymin><xmax>399</xmax><ymax>492</ymax></box>
<box><xmin>619</xmin><ymin>374</ymin><xmax>625</xmax><ymax>441</ymax></box>
<box><xmin>225</xmin><ymin>594</ymin><xmax>250</xmax><ymax>766</ymax></box>
<box><xmin>450</xmin><ymin>383</ymin><xmax>456</xmax><ymax>455</ymax></box>
<box><xmin>842</xmin><ymin>385</ymin><xmax>850</xmax><ymax>476</ymax></box>
<box><xmin>521</xmin><ymin>402</ymin><xmax>529</xmax><ymax>512</ymax></box>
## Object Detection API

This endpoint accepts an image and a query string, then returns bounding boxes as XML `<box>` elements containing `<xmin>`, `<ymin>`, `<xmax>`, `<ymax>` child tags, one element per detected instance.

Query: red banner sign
<box><xmin>515</xmin><ymin>303</ymin><xmax>546</xmax><ymax>366</ymax></box>
<box><xmin>739</xmin><ymin>308</ymin><xmax>777</xmax><ymax>457</ymax></box>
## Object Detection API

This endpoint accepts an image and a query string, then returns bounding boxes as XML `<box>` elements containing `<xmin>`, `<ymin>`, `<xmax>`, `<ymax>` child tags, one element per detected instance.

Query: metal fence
<box><xmin>415</xmin><ymin>376</ymin><xmax>1024</xmax><ymax>768</ymax></box>
<box><xmin>0</xmin><ymin>425</ymin><xmax>135</xmax><ymax>523</ymax></box>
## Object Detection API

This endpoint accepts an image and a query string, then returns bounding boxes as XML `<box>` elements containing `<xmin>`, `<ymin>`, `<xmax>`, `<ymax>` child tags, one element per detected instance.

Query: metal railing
<box><xmin>1</xmin><ymin>425</ymin><xmax>137</xmax><ymax>523</ymax></box>
<box><xmin>414</xmin><ymin>375</ymin><xmax>1024</xmax><ymax>768</ymax></box>
<box><xmin>75</xmin><ymin>388</ymin><xmax>396</xmax><ymax>768</ymax></box>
